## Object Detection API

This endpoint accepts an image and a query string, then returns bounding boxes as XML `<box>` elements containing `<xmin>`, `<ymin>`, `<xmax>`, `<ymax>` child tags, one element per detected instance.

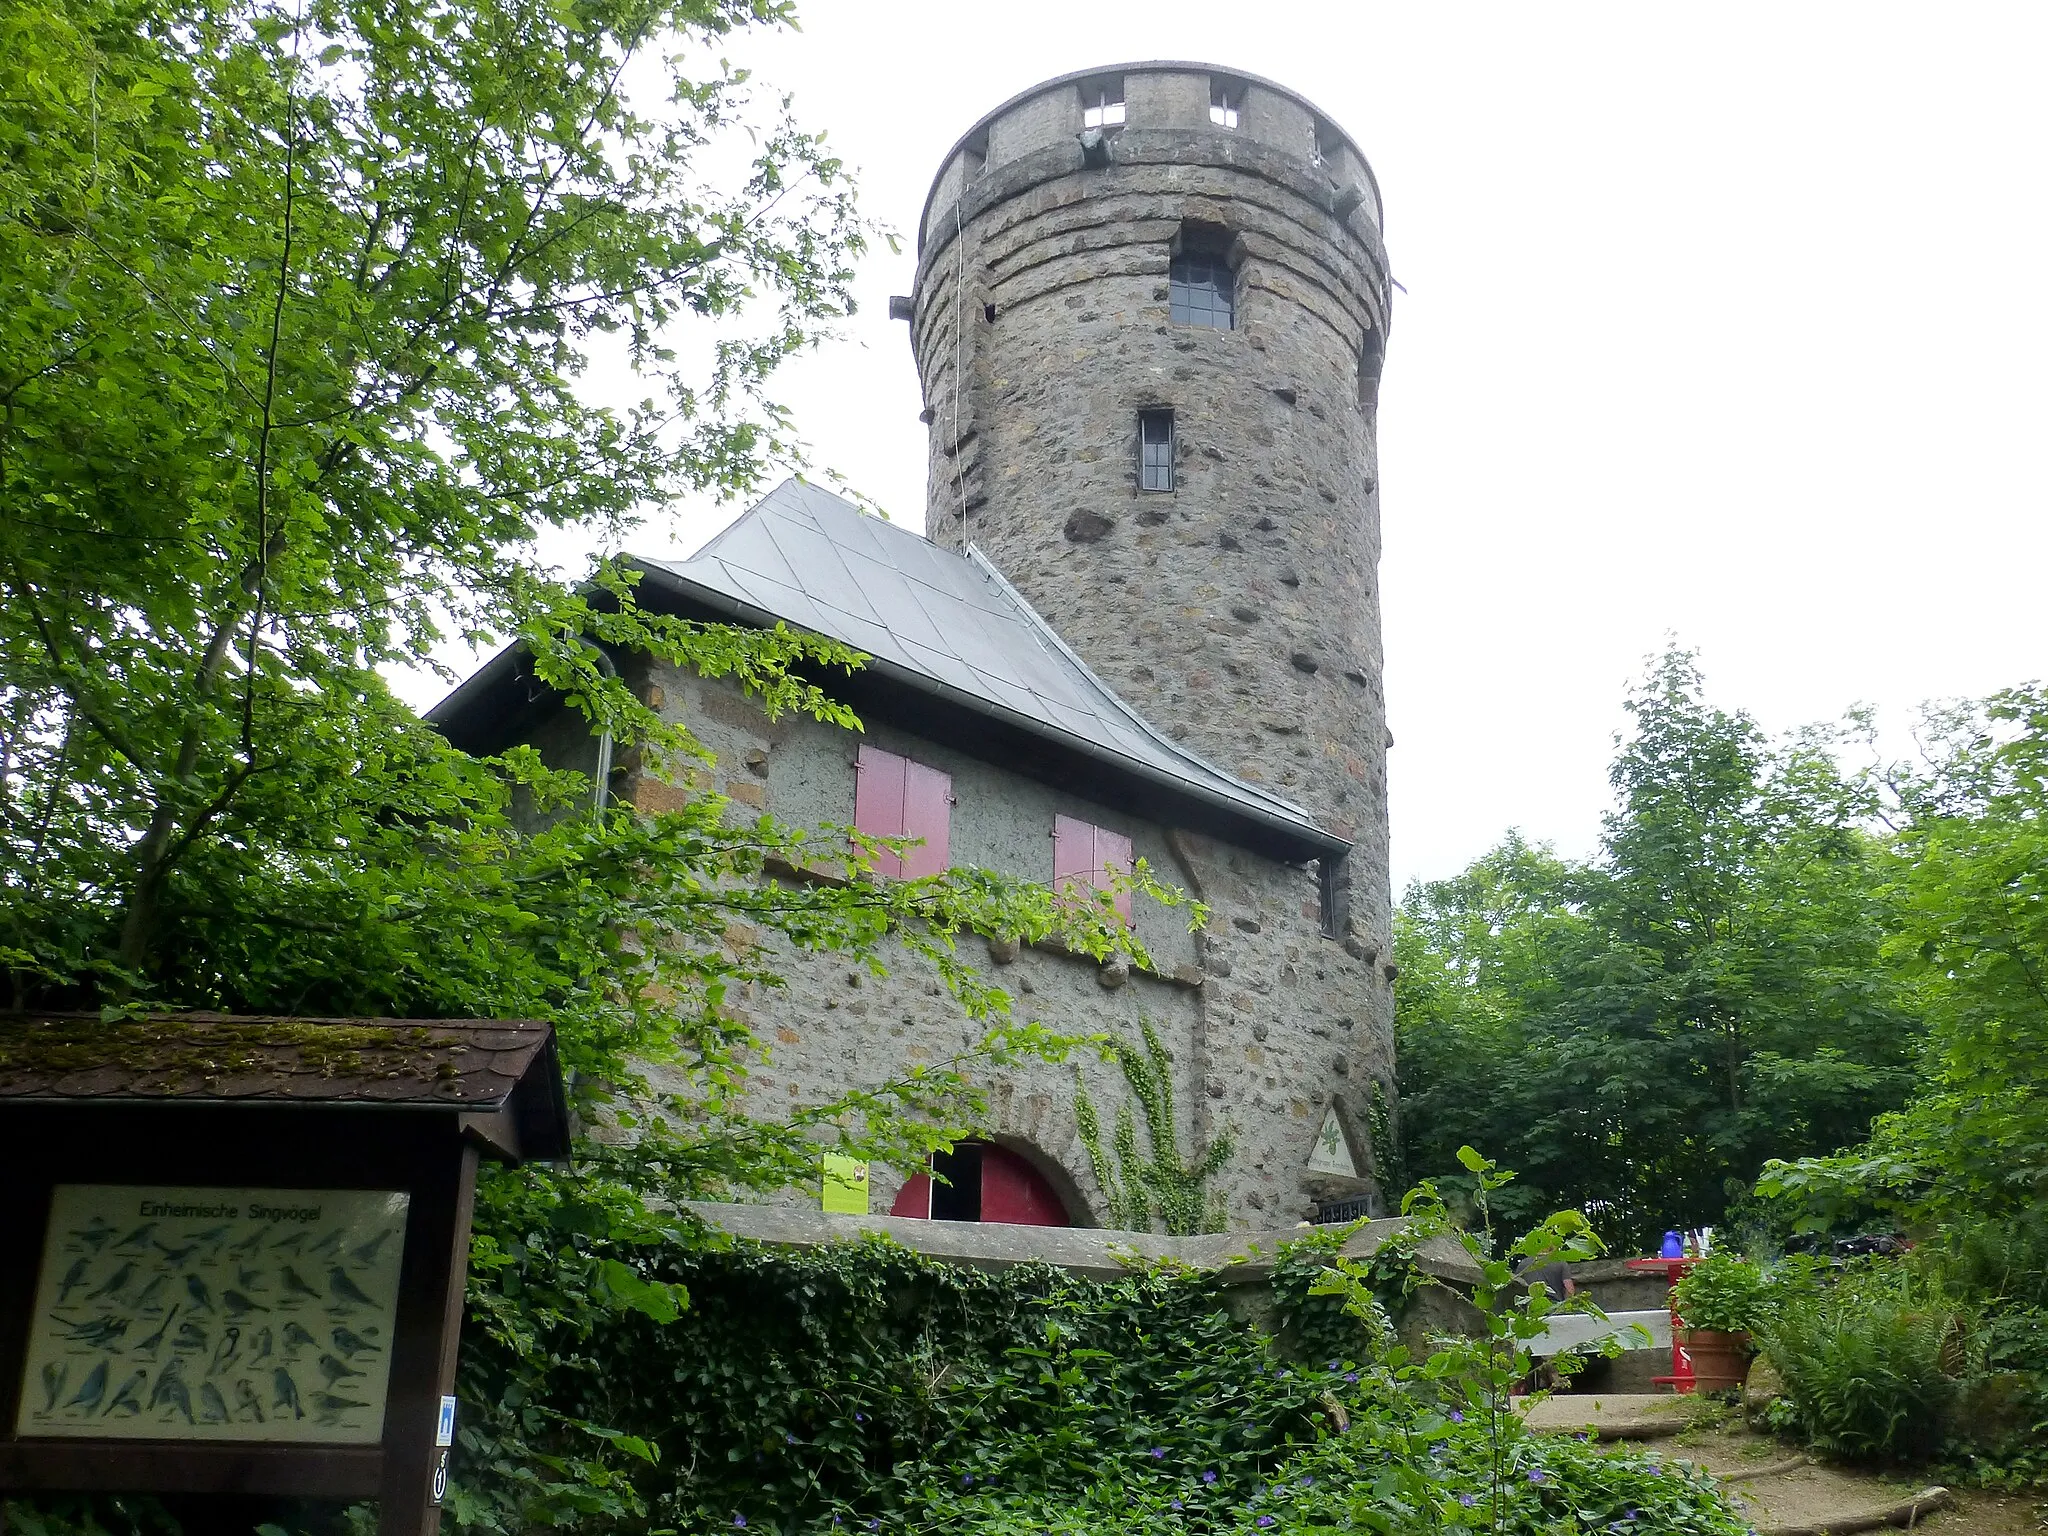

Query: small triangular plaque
<box><xmin>1306</xmin><ymin>1105</ymin><xmax>1357</xmax><ymax>1176</ymax></box>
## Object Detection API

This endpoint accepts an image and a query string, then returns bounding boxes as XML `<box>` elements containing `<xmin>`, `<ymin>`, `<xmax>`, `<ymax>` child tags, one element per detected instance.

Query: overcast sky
<box><xmin>411</xmin><ymin>3</ymin><xmax>2048</xmax><ymax>890</ymax></box>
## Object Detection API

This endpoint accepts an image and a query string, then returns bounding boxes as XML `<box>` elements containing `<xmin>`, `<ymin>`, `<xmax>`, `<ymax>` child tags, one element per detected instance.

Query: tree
<box><xmin>1759</xmin><ymin>684</ymin><xmax>2048</xmax><ymax>1231</ymax></box>
<box><xmin>0</xmin><ymin>2</ymin><xmax>1166</xmax><ymax>1525</ymax></box>
<box><xmin>1</xmin><ymin>0</ymin><xmax>879</xmax><ymax>995</ymax></box>
<box><xmin>1395</xmin><ymin>649</ymin><xmax>1920</xmax><ymax>1244</ymax></box>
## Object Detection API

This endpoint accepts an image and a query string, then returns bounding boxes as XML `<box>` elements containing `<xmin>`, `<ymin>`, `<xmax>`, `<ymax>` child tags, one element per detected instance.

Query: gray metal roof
<box><xmin>635</xmin><ymin>478</ymin><xmax>1339</xmax><ymax>854</ymax></box>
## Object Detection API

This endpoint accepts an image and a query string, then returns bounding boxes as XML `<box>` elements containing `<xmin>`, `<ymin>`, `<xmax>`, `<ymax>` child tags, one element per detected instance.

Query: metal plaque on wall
<box><xmin>16</xmin><ymin>1185</ymin><xmax>409</xmax><ymax>1444</ymax></box>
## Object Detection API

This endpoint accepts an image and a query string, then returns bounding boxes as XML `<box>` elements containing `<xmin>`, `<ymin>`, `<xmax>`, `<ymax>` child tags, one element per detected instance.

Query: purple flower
<box><xmin>1459</xmin><ymin>1494</ymin><xmax>1478</xmax><ymax>1508</ymax></box>
<box><xmin>1625</xmin><ymin>1509</ymin><xmax>1638</xmax><ymax>1520</ymax></box>
<box><xmin>1448</xmin><ymin>1410</ymin><xmax>1464</xmax><ymax>1423</ymax></box>
<box><xmin>1203</xmin><ymin>1471</ymin><xmax>1218</xmax><ymax>1485</ymax></box>
<box><xmin>786</xmin><ymin>1433</ymin><xmax>799</xmax><ymax>1444</ymax></box>
<box><xmin>854</xmin><ymin>1413</ymin><xmax>866</xmax><ymax>1424</ymax></box>
<box><xmin>1298</xmin><ymin>1476</ymin><xmax>1313</xmax><ymax>1487</ymax></box>
<box><xmin>1257</xmin><ymin>1519</ymin><xmax>1276</xmax><ymax>1529</ymax></box>
<box><xmin>1645</xmin><ymin>1465</ymin><xmax>1661</xmax><ymax>1478</ymax></box>
<box><xmin>1328</xmin><ymin>1360</ymin><xmax>1341</xmax><ymax>1370</ymax></box>
<box><xmin>960</xmin><ymin>1473</ymin><xmax>973</xmax><ymax>1486</ymax></box>
<box><xmin>1150</xmin><ymin>1447</ymin><xmax>1166</xmax><ymax>1459</ymax></box>
<box><xmin>1528</xmin><ymin>1470</ymin><xmax>1548</xmax><ymax>1485</ymax></box>
<box><xmin>1343</xmin><ymin>1371</ymin><xmax>1359</xmax><ymax>1383</ymax></box>
<box><xmin>1171</xmin><ymin>1500</ymin><xmax>1184</xmax><ymax>1511</ymax></box>
<box><xmin>867</xmin><ymin>1522</ymin><xmax>880</xmax><ymax>1531</ymax></box>
<box><xmin>733</xmin><ymin>1520</ymin><xmax>747</xmax><ymax>1530</ymax></box>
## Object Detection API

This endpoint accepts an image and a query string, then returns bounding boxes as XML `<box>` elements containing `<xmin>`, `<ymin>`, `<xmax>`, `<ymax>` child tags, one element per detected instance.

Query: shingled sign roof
<box><xmin>636</xmin><ymin>480</ymin><xmax>1341</xmax><ymax>854</ymax></box>
<box><xmin>0</xmin><ymin>1013</ymin><xmax>570</xmax><ymax>1160</ymax></box>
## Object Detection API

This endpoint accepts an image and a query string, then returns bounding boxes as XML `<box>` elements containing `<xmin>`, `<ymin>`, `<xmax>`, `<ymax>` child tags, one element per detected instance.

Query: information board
<box><xmin>17</xmin><ymin>1185</ymin><xmax>409</xmax><ymax>1444</ymax></box>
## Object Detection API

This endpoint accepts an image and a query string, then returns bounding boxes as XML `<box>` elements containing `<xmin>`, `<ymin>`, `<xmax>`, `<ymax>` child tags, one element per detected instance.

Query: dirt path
<box><xmin>1523</xmin><ymin>1394</ymin><xmax>2044</xmax><ymax>1536</ymax></box>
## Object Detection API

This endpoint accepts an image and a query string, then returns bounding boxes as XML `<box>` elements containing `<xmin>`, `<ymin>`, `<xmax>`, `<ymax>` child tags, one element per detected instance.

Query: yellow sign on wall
<box><xmin>821</xmin><ymin>1155</ymin><xmax>870</xmax><ymax>1215</ymax></box>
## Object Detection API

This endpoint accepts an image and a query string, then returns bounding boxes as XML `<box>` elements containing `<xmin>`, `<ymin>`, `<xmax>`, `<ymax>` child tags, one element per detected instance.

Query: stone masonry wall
<box><xmin>587</xmin><ymin>660</ymin><xmax>1393</xmax><ymax>1228</ymax></box>
<box><xmin>909</xmin><ymin>65</ymin><xmax>1397</xmax><ymax>1208</ymax></box>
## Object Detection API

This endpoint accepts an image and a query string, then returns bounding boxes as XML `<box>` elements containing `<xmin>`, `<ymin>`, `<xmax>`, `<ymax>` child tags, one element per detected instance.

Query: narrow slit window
<box><xmin>1318</xmin><ymin>852</ymin><xmax>1353</xmax><ymax>940</ymax></box>
<box><xmin>1138</xmin><ymin>410</ymin><xmax>1174</xmax><ymax>493</ymax></box>
<box><xmin>1170</xmin><ymin>249</ymin><xmax>1234</xmax><ymax>329</ymax></box>
<box><xmin>1081</xmin><ymin>80</ymin><xmax>1126</xmax><ymax>130</ymax></box>
<box><xmin>1209</xmin><ymin>80</ymin><xmax>1241</xmax><ymax>128</ymax></box>
<box><xmin>1359</xmin><ymin>328</ymin><xmax>1385</xmax><ymax>411</ymax></box>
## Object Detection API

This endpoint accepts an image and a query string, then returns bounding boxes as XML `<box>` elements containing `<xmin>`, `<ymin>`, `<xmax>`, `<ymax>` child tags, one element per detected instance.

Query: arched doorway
<box><xmin>889</xmin><ymin>1140</ymin><xmax>1070</xmax><ymax>1227</ymax></box>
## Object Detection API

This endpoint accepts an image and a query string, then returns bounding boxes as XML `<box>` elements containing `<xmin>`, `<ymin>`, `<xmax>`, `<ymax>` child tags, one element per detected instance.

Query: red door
<box><xmin>888</xmin><ymin>1142</ymin><xmax>1068</xmax><ymax>1226</ymax></box>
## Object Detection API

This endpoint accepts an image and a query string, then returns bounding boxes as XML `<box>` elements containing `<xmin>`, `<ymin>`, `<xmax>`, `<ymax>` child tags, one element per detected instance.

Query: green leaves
<box><xmin>1395</xmin><ymin>646</ymin><xmax>1920</xmax><ymax>1245</ymax></box>
<box><xmin>1</xmin><ymin>0</ymin><xmax>876</xmax><ymax>995</ymax></box>
<box><xmin>1757</xmin><ymin>684</ymin><xmax>2048</xmax><ymax>1230</ymax></box>
<box><xmin>597</xmin><ymin>1259</ymin><xmax>686</xmax><ymax>1325</ymax></box>
<box><xmin>1075</xmin><ymin>1017</ymin><xmax>1232</xmax><ymax>1235</ymax></box>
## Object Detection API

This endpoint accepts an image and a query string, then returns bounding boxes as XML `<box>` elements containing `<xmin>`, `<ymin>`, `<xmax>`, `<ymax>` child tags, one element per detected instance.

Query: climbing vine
<box><xmin>1075</xmin><ymin>1017</ymin><xmax>1233</xmax><ymax>1234</ymax></box>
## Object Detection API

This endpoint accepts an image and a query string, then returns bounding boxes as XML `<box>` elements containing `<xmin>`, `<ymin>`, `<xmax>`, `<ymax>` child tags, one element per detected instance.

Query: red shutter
<box><xmin>1052</xmin><ymin>815</ymin><xmax>1132</xmax><ymax>921</ymax></box>
<box><xmin>1052</xmin><ymin>814</ymin><xmax>1095</xmax><ymax>897</ymax></box>
<box><xmin>889</xmin><ymin>1170</ymin><xmax>935</xmax><ymax>1218</ymax></box>
<box><xmin>1098</xmin><ymin>827</ymin><xmax>1134</xmax><ymax>921</ymax></box>
<box><xmin>979</xmin><ymin>1144</ymin><xmax>1070</xmax><ymax>1226</ymax></box>
<box><xmin>854</xmin><ymin>744</ymin><xmax>909</xmax><ymax>878</ymax></box>
<box><xmin>901</xmin><ymin>758</ymin><xmax>952</xmax><ymax>878</ymax></box>
<box><xmin>856</xmin><ymin>745</ymin><xmax>950</xmax><ymax>880</ymax></box>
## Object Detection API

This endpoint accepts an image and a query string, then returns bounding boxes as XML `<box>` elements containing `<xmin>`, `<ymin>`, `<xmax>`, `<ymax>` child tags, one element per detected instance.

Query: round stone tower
<box><xmin>907</xmin><ymin>63</ymin><xmax>1396</xmax><ymax>1216</ymax></box>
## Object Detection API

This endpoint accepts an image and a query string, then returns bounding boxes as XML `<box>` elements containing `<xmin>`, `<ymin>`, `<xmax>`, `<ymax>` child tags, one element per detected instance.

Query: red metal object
<box><xmin>1628</xmin><ymin>1256</ymin><xmax>1699</xmax><ymax>1394</ymax></box>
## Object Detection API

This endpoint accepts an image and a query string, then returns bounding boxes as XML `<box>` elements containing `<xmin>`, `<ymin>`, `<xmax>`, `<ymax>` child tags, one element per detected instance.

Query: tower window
<box><xmin>1318</xmin><ymin>851</ymin><xmax>1353</xmax><ymax>939</ymax></box>
<box><xmin>1138</xmin><ymin>410</ymin><xmax>1174</xmax><ymax>493</ymax></box>
<box><xmin>1312</xmin><ymin>121</ymin><xmax>1346</xmax><ymax>170</ymax></box>
<box><xmin>1080</xmin><ymin>78</ymin><xmax>1125</xmax><ymax>130</ymax></box>
<box><xmin>1359</xmin><ymin>328</ymin><xmax>1385</xmax><ymax>411</ymax></box>
<box><xmin>1209</xmin><ymin>80</ymin><xmax>1242</xmax><ymax>128</ymax></box>
<box><xmin>1170</xmin><ymin>249</ymin><xmax>1235</xmax><ymax>329</ymax></box>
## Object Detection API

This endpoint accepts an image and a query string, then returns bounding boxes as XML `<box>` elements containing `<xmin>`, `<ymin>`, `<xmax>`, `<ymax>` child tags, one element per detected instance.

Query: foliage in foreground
<box><xmin>440</xmin><ymin>1157</ymin><xmax>1750</xmax><ymax>1536</ymax></box>
<box><xmin>0</xmin><ymin>0</ymin><xmax>1178</xmax><ymax>1525</ymax></box>
<box><xmin>1674</xmin><ymin>1240</ymin><xmax>2048</xmax><ymax>1475</ymax></box>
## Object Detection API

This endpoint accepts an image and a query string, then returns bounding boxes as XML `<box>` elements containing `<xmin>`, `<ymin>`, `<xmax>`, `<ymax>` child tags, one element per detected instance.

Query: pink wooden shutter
<box><xmin>854</xmin><ymin>744</ymin><xmax>909</xmax><ymax>878</ymax></box>
<box><xmin>901</xmin><ymin>759</ymin><xmax>952</xmax><ymax>879</ymax></box>
<box><xmin>1052</xmin><ymin>814</ymin><xmax>1095</xmax><ymax>898</ymax></box>
<box><xmin>1053</xmin><ymin>815</ymin><xmax>1131</xmax><ymax>922</ymax></box>
<box><xmin>1098</xmin><ymin>827</ymin><xmax>1134</xmax><ymax>921</ymax></box>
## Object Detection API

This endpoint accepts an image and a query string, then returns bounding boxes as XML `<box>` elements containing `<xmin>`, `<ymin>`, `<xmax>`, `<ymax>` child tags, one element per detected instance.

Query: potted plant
<box><xmin>1671</xmin><ymin>1253</ymin><xmax>1773</xmax><ymax>1391</ymax></box>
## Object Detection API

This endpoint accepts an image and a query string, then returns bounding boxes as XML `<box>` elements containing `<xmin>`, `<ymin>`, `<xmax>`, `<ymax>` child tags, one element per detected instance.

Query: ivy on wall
<box><xmin>1075</xmin><ymin>1018</ymin><xmax>1232</xmax><ymax>1234</ymax></box>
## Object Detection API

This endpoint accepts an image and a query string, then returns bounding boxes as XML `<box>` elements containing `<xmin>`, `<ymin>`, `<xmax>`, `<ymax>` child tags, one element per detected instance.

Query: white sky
<box><xmin>408</xmin><ymin>2</ymin><xmax>2048</xmax><ymax>890</ymax></box>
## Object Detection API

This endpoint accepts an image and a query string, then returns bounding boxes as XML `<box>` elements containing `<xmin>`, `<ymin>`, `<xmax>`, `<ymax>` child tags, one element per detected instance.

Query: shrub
<box><xmin>446</xmin><ymin>1164</ymin><xmax>1753</xmax><ymax>1536</ymax></box>
<box><xmin>1672</xmin><ymin>1254</ymin><xmax>1777</xmax><ymax>1333</ymax></box>
<box><xmin>1760</xmin><ymin>1270</ymin><xmax>1956</xmax><ymax>1462</ymax></box>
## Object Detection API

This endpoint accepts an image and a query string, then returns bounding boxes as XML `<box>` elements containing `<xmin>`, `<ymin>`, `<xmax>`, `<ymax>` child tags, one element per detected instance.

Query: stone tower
<box><xmin>906</xmin><ymin>63</ymin><xmax>1397</xmax><ymax>1211</ymax></box>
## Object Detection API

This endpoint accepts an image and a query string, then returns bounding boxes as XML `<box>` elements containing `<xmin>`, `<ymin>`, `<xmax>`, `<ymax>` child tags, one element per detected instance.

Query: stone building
<box><xmin>432</xmin><ymin>62</ymin><xmax>1394</xmax><ymax>1230</ymax></box>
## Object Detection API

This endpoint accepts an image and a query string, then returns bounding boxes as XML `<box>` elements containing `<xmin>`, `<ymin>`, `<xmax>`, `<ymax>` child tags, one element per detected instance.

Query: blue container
<box><xmin>1661</xmin><ymin>1230</ymin><xmax>1684</xmax><ymax>1259</ymax></box>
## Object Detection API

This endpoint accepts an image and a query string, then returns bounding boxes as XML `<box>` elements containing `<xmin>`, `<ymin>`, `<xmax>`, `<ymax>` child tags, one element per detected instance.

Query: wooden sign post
<box><xmin>0</xmin><ymin>1014</ymin><xmax>570</xmax><ymax>1536</ymax></box>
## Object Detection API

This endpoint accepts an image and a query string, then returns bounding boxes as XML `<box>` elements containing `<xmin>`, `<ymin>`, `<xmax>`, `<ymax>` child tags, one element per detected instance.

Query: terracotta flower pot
<box><xmin>1684</xmin><ymin>1328</ymin><xmax>1754</xmax><ymax>1392</ymax></box>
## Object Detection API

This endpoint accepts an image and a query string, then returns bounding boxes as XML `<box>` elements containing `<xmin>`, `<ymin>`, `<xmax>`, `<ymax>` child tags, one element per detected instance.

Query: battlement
<box><xmin>919</xmin><ymin>62</ymin><xmax>1383</xmax><ymax>253</ymax></box>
